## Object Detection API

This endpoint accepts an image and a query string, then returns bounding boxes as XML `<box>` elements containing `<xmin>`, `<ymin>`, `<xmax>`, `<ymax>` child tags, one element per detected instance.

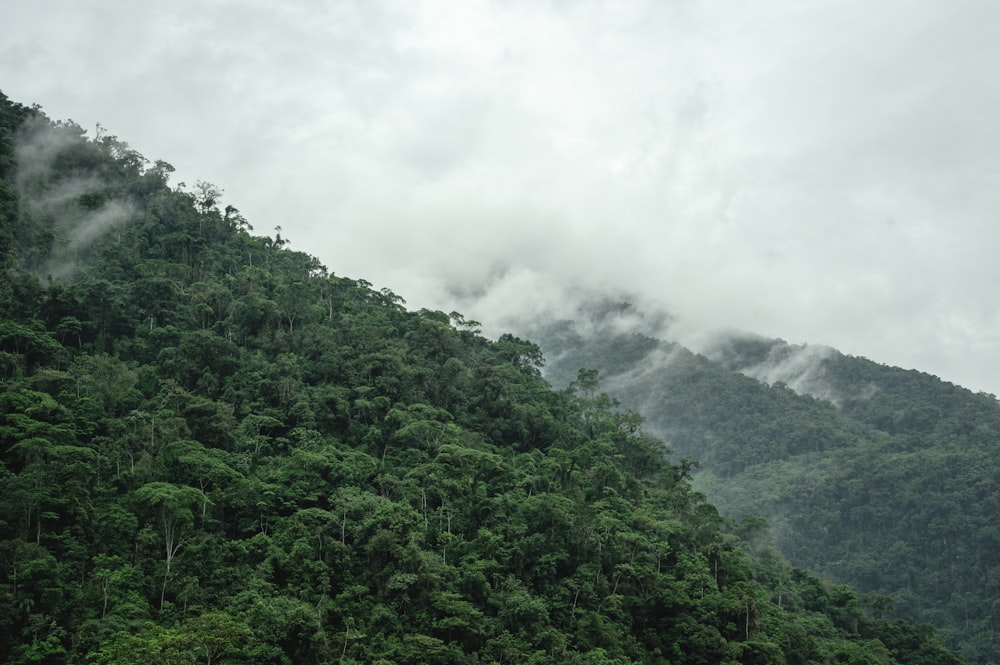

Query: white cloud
<box><xmin>3</xmin><ymin>0</ymin><xmax>1000</xmax><ymax>394</ymax></box>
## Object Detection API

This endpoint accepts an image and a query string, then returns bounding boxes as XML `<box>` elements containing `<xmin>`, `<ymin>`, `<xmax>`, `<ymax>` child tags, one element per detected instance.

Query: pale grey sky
<box><xmin>4</xmin><ymin>0</ymin><xmax>1000</xmax><ymax>394</ymax></box>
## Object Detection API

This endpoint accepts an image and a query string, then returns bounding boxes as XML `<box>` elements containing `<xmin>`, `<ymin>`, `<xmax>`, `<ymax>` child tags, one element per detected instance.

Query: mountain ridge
<box><xmin>524</xmin><ymin>306</ymin><xmax>1000</xmax><ymax>663</ymax></box>
<box><xmin>0</xmin><ymin>90</ymin><xmax>967</xmax><ymax>664</ymax></box>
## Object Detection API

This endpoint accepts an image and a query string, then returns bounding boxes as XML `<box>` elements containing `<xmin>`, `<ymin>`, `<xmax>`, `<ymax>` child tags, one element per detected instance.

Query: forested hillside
<box><xmin>0</xmin><ymin>91</ymin><xmax>964</xmax><ymax>664</ymax></box>
<box><xmin>531</xmin><ymin>304</ymin><xmax>1000</xmax><ymax>664</ymax></box>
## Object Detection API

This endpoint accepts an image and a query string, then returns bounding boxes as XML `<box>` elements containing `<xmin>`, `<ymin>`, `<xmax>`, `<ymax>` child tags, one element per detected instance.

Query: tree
<box><xmin>135</xmin><ymin>482</ymin><xmax>207</xmax><ymax>609</ymax></box>
<box><xmin>174</xmin><ymin>441</ymin><xmax>241</xmax><ymax>517</ymax></box>
<box><xmin>90</xmin><ymin>612</ymin><xmax>252</xmax><ymax>665</ymax></box>
<box><xmin>277</xmin><ymin>278</ymin><xmax>314</xmax><ymax>334</ymax></box>
<box><xmin>179</xmin><ymin>610</ymin><xmax>253</xmax><ymax>665</ymax></box>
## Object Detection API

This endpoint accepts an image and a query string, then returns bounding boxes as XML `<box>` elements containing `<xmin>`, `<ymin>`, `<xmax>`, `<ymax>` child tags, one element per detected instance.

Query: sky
<box><xmin>3</xmin><ymin>0</ymin><xmax>1000</xmax><ymax>395</ymax></box>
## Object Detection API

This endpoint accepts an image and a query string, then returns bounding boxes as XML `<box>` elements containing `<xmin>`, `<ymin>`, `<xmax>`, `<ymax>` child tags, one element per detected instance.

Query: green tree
<box><xmin>135</xmin><ymin>482</ymin><xmax>207</xmax><ymax>609</ymax></box>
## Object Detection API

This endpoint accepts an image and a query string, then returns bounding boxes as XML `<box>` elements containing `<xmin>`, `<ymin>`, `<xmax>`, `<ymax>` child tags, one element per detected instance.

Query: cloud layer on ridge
<box><xmin>3</xmin><ymin>0</ymin><xmax>1000</xmax><ymax>393</ymax></box>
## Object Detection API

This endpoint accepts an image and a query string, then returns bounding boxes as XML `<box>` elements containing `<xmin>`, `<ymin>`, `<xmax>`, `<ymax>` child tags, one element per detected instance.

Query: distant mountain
<box><xmin>526</xmin><ymin>303</ymin><xmax>1000</xmax><ymax>664</ymax></box>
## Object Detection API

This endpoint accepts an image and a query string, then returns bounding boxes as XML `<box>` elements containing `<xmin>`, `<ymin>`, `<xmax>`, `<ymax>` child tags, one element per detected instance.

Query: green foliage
<box><xmin>536</xmin><ymin>318</ymin><xmax>993</xmax><ymax>663</ymax></box>
<box><xmin>0</xmin><ymin>91</ymin><xmax>964</xmax><ymax>664</ymax></box>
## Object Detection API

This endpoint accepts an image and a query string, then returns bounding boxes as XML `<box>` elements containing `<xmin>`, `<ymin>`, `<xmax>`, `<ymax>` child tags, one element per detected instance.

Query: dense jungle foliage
<box><xmin>0</xmin><ymin>90</ymin><xmax>965</xmax><ymax>664</ymax></box>
<box><xmin>533</xmin><ymin>305</ymin><xmax>1000</xmax><ymax>664</ymax></box>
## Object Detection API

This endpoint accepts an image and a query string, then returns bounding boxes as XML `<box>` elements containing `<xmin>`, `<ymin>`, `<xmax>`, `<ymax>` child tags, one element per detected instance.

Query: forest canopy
<box><xmin>530</xmin><ymin>308</ymin><xmax>1000</xmax><ymax>664</ymax></box>
<box><xmin>0</xmin><ymin>90</ymin><xmax>965</xmax><ymax>664</ymax></box>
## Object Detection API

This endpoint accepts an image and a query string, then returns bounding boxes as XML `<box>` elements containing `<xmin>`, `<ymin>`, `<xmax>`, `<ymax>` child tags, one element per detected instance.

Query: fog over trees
<box><xmin>0</xmin><ymin>93</ymin><xmax>973</xmax><ymax>664</ymax></box>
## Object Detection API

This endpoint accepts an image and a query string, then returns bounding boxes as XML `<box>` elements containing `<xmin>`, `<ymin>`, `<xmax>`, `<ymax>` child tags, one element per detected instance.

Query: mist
<box><xmin>690</xmin><ymin>331</ymin><xmax>847</xmax><ymax>402</ymax></box>
<box><xmin>4</xmin><ymin>0</ymin><xmax>1000</xmax><ymax>394</ymax></box>
<box><xmin>15</xmin><ymin>115</ymin><xmax>136</xmax><ymax>279</ymax></box>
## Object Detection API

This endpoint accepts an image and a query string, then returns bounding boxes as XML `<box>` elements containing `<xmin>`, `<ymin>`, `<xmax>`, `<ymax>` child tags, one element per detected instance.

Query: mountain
<box><xmin>0</xmin><ymin>91</ymin><xmax>965</xmax><ymax>664</ymax></box>
<box><xmin>526</xmin><ymin>301</ymin><xmax>1000</xmax><ymax>664</ymax></box>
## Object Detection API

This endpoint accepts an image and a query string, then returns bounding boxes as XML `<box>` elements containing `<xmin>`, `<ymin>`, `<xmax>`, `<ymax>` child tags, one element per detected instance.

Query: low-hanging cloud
<box><xmin>4</xmin><ymin>0</ymin><xmax>1000</xmax><ymax>393</ymax></box>
<box><xmin>708</xmin><ymin>338</ymin><xmax>844</xmax><ymax>406</ymax></box>
<box><xmin>15</xmin><ymin>115</ymin><xmax>136</xmax><ymax>279</ymax></box>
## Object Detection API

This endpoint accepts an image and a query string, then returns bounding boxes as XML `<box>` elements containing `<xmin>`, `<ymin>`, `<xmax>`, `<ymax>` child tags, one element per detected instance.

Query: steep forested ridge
<box><xmin>532</xmin><ymin>306</ymin><xmax>1000</xmax><ymax>664</ymax></box>
<box><xmin>0</xmin><ymin>91</ymin><xmax>963</xmax><ymax>664</ymax></box>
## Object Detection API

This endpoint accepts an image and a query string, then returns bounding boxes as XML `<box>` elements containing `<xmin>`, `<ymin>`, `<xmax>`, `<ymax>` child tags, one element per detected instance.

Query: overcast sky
<box><xmin>4</xmin><ymin>0</ymin><xmax>1000</xmax><ymax>394</ymax></box>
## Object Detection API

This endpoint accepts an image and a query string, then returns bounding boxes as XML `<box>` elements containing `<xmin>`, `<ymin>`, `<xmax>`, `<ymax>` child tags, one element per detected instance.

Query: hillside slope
<box><xmin>531</xmin><ymin>304</ymin><xmax>1000</xmax><ymax>664</ymax></box>
<box><xmin>0</xmin><ymin>91</ymin><xmax>964</xmax><ymax>664</ymax></box>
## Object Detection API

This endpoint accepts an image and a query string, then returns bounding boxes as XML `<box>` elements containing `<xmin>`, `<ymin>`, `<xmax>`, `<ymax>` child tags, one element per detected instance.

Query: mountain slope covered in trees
<box><xmin>529</xmin><ymin>302</ymin><xmax>1000</xmax><ymax>664</ymax></box>
<box><xmin>0</xmin><ymin>91</ymin><xmax>965</xmax><ymax>664</ymax></box>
